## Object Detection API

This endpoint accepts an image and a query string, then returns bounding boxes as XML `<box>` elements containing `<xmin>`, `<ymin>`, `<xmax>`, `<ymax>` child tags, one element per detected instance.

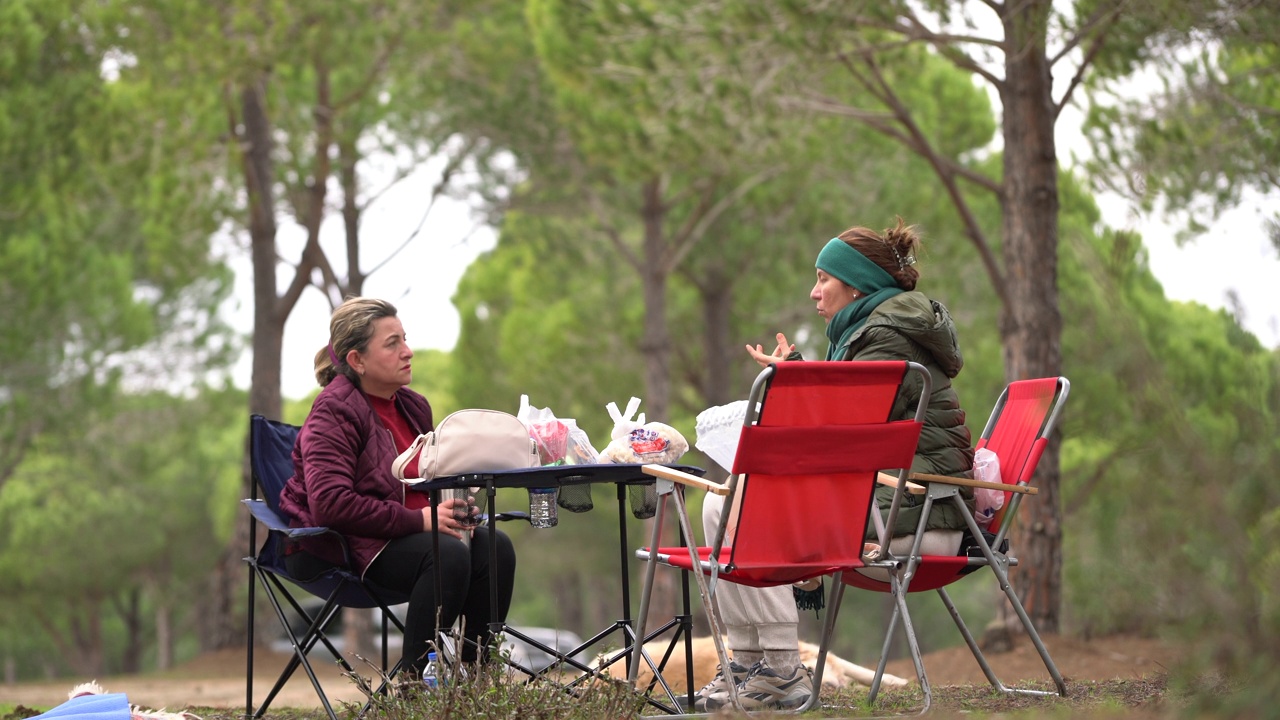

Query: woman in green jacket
<box><xmin>694</xmin><ymin>218</ymin><xmax>974</xmax><ymax>712</ymax></box>
<box><xmin>750</xmin><ymin>217</ymin><xmax>975</xmax><ymax>537</ymax></box>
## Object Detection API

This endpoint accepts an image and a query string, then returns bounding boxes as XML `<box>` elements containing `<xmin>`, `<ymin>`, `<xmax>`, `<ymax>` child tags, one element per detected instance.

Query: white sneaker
<box><xmin>693</xmin><ymin>660</ymin><xmax>754</xmax><ymax>711</ymax></box>
<box><xmin>705</xmin><ymin>661</ymin><xmax>813</xmax><ymax>711</ymax></box>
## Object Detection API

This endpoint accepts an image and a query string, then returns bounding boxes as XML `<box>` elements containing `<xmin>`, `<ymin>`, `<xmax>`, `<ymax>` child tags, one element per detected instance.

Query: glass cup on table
<box><xmin>448</xmin><ymin>487</ymin><xmax>483</xmax><ymax>530</ymax></box>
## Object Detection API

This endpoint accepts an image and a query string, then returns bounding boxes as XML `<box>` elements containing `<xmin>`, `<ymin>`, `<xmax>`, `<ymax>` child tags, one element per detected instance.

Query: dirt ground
<box><xmin>0</xmin><ymin>633</ymin><xmax>1183</xmax><ymax>712</ymax></box>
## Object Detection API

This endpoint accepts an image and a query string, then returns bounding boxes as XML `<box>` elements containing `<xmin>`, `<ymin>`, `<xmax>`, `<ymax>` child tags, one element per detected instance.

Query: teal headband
<box><xmin>815</xmin><ymin>238</ymin><xmax>897</xmax><ymax>294</ymax></box>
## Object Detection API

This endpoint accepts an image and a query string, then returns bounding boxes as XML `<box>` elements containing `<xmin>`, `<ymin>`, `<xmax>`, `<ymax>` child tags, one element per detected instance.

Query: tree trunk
<box><xmin>68</xmin><ymin>601</ymin><xmax>104</xmax><ymax>677</ymax></box>
<box><xmin>344</xmin><ymin>607</ymin><xmax>376</xmax><ymax>662</ymax></box>
<box><xmin>119</xmin><ymin>588</ymin><xmax>143</xmax><ymax>674</ymax></box>
<box><xmin>156</xmin><ymin>601</ymin><xmax>173</xmax><ymax>670</ymax></box>
<box><xmin>639</xmin><ymin>178</ymin><xmax>672</xmax><ymax>421</ymax></box>
<box><xmin>996</xmin><ymin>0</ymin><xmax>1064</xmax><ymax>636</ymax></box>
<box><xmin>340</xmin><ymin>137</ymin><xmax>366</xmax><ymax>297</ymax></box>
<box><xmin>204</xmin><ymin>74</ymin><xmax>284</xmax><ymax>653</ymax></box>
<box><xmin>701</xmin><ymin>273</ymin><xmax>734</xmax><ymax>408</ymax></box>
<box><xmin>637</xmin><ymin>177</ymin><xmax>680</xmax><ymax>625</ymax></box>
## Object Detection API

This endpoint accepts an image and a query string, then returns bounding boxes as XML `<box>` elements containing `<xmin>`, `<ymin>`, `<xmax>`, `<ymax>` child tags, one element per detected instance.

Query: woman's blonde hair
<box><xmin>313</xmin><ymin>297</ymin><xmax>399</xmax><ymax>387</ymax></box>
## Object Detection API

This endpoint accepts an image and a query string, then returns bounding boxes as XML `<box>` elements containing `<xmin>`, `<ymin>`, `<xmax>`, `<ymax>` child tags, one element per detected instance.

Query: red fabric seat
<box><xmin>842</xmin><ymin>377</ymin><xmax>1071</xmax><ymax>712</ymax></box>
<box><xmin>628</xmin><ymin>361</ymin><xmax>929</xmax><ymax>715</ymax></box>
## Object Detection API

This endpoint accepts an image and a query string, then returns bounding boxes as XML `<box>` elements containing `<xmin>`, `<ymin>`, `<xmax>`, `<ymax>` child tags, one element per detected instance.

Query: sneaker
<box><xmin>706</xmin><ymin>662</ymin><xmax>813</xmax><ymax>711</ymax></box>
<box><xmin>693</xmin><ymin>660</ymin><xmax>754</xmax><ymax>712</ymax></box>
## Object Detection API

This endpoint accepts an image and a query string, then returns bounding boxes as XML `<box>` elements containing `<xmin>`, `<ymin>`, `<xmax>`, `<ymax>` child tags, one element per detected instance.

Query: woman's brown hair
<box><xmin>836</xmin><ymin>216</ymin><xmax>922</xmax><ymax>290</ymax></box>
<box><xmin>313</xmin><ymin>297</ymin><xmax>399</xmax><ymax>387</ymax></box>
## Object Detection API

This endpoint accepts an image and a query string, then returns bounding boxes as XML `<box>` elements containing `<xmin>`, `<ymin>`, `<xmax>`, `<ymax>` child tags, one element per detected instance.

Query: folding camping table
<box><xmin>411</xmin><ymin>462</ymin><xmax>704</xmax><ymax>713</ymax></box>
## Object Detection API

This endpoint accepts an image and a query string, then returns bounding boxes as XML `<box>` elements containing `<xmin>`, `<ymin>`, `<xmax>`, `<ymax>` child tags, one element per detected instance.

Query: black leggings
<box><xmin>367</xmin><ymin>529</ymin><xmax>516</xmax><ymax>672</ymax></box>
<box><xmin>287</xmin><ymin>529</ymin><xmax>516</xmax><ymax>674</ymax></box>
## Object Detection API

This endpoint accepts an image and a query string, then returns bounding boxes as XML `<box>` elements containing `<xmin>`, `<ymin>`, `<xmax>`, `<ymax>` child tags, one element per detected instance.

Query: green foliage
<box><xmin>0</xmin><ymin>0</ymin><xmax>235</xmax><ymax>488</ymax></box>
<box><xmin>0</xmin><ymin>386</ymin><xmax>246</xmax><ymax>678</ymax></box>
<box><xmin>1085</xmin><ymin>2</ymin><xmax>1280</xmax><ymax>244</ymax></box>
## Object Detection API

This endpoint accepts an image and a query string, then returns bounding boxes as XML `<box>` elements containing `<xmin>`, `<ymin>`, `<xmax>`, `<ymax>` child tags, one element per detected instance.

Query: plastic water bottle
<box><xmin>528</xmin><ymin>487</ymin><xmax>558</xmax><ymax>528</ymax></box>
<box><xmin>423</xmin><ymin>651</ymin><xmax>440</xmax><ymax>689</ymax></box>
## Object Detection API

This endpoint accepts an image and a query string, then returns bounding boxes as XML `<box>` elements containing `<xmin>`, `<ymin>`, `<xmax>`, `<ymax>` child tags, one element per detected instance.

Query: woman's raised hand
<box><xmin>745</xmin><ymin>332</ymin><xmax>795</xmax><ymax>368</ymax></box>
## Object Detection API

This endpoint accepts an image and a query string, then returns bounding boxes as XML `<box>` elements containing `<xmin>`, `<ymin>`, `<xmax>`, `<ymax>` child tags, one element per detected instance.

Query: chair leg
<box><xmin>629</xmin><ymin>491</ymin><xmax>701</xmax><ymax>715</ymax></box>
<box><xmin>246</xmin><ymin>559</ymin><xmax>256</xmax><ymax>720</ymax></box>
<box><xmin>628</xmin><ymin>492</ymin><xmax>667</xmax><ymax>687</ymax></box>
<box><xmin>937</xmin><ymin>586</ymin><xmax>1007</xmax><ymax>691</ymax></box>
<box><xmin>254</xmin><ymin>570</ymin><xmax>344</xmax><ymax>720</ymax></box>
<box><xmin>670</xmin><ymin>489</ymin><xmax>737</xmax><ymax>712</ymax></box>
<box><xmin>946</xmin><ymin>504</ymin><xmax>1068</xmax><ymax>699</ymax></box>
<box><xmin>864</xmin><ymin>568</ymin><xmax>931</xmax><ymax>716</ymax></box>
<box><xmin>890</xmin><ymin>572</ymin><xmax>932</xmax><ymax>714</ymax></box>
<box><xmin>631</xmin><ymin>490</ymin><xmax>738</xmax><ymax>717</ymax></box>
<box><xmin>984</xmin><ymin>566</ymin><xmax>1068</xmax><ymax>696</ymax></box>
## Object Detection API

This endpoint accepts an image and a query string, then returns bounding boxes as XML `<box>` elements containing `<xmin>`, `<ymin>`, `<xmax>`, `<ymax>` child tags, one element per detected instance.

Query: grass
<box><xmin>2</xmin><ymin>673</ymin><xmax>1190</xmax><ymax>720</ymax></box>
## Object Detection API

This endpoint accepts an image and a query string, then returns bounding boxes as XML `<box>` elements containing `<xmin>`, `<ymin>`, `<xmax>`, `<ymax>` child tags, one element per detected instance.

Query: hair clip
<box><xmin>887</xmin><ymin>243</ymin><xmax>916</xmax><ymax>271</ymax></box>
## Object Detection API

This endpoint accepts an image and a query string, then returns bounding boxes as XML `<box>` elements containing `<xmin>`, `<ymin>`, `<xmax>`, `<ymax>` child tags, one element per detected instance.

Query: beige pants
<box><xmin>701</xmin><ymin>492</ymin><xmax>799</xmax><ymax>656</ymax></box>
<box><xmin>855</xmin><ymin>530</ymin><xmax>963</xmax><ymax>581</ymax></box>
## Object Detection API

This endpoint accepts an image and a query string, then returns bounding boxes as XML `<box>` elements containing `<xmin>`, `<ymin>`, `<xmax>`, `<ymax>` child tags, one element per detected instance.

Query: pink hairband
<box><xmin>327</xmin><ymin>343</ymin><xmax>342</xmax><ymax>366</ymax></box>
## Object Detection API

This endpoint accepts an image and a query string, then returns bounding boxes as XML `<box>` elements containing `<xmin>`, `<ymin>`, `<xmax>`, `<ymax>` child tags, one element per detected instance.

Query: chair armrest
<box><xmin>905</xmin><ymin>471</ymin><xmax>1038</xmax><ymax>495</ymax></box>
<box><xmin>642</xmin><ymin>464</ymin><xmax>730</xmax><ymax>496</ymax></box>
<box><xmin>244</xmin><ymin>500</ymin><xmax>338</xmax><ymax>537</ymax></box>
<box><xmin>876</xmin><ymin>472</ymin><xmax>927</xmax><ymax>495</ymax></box>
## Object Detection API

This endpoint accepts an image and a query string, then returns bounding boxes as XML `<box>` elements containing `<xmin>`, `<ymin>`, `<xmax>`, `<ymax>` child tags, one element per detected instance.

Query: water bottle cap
<box><xmin>427</xmin><ymin>651</ymin><xmax>437</xmax><ymax>660</ymax></box>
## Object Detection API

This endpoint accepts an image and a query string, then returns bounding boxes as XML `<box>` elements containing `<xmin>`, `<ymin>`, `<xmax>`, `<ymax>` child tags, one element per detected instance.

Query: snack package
<box><xmin>600</xmin><ymin>423</ymin><xmax>690</xmax><ymax>463</ymax></box>
<box><xmin>598</xmin><ymin>397</ymin><xmax>689</xmax><ymax>464</ymax></box>
<box><xmin>516</xmin><ymin>395</ymin><xmax>569</xmax><ymax>465</ymax></box>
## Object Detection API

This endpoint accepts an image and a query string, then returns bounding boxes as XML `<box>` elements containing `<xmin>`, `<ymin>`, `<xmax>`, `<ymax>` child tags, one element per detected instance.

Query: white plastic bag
<box><xmin>517</xmin><ymin>394</ymin><xmax>570</xmax><ymax>465</ymax></box>
<box><xmin>973</xmin><ymin>448</ymin><xmax>1005</xmax><ymax>527</ymax></box>
<box><xmin>599</xmin><ymin>397</ymin><xmax>688</xmax><ymax>464</ymax></box>
<box><xmin>606</xmin><ymin>397</ymin><xmax>646</xmax><ymax>440</ymax></box>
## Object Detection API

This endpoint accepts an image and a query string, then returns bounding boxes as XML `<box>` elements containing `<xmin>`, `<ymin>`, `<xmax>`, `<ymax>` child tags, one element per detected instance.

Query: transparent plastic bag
<box><xmin>563</xmin><ymin>419</ymin><xmax>600</xmax><ymax>465</ymax></box>
<box><xmin>516</xmin><ymin>395</ymin><xmax>597</xmax><ymax>512</ymax></box>
<box><xmin>559</xmin><ymin>419</ymin><xmax>599</xmax><ymax>512</ymax></box>
<box><xmin>973</xmin><ymin>448</ymin><xmax>1005</xmax><ymax>528</ymax></box>
<box><xmin>516</xmin><ymin>395</ymin><xmax>569</xmax><ymax>465</ymax></box>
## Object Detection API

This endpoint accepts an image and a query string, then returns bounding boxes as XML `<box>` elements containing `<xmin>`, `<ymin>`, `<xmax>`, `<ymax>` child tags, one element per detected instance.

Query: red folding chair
<box><xmin>844</xmin><ymin>377</ymin><xmax>1071</xmax><ymax>711</ymax></box>
<box><xmin>628</xmin><ymin>361</ymin><xmax>931</xmax><ymax>715</ymax></box>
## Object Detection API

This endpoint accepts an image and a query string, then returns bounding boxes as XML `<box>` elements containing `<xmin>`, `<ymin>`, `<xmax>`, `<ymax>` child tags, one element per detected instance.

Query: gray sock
<box><xmin>763</xmin><ymin>648</ymin><xmax>802</xmax><ymax>671</ymax></box>
<box><xmin>731</xmin><ymin>649</ymin><xmax>763</xmax><ymax>668</ymax></box>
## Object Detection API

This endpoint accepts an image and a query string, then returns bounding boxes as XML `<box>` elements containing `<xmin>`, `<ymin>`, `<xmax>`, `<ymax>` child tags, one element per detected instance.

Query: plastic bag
<box><xmin>598</xmin><ymin>397</ymin><xmax>689</xmax><ymax>464</ymax></box>
<box><xmin>694</xmin><ymin>400</ymin><xmax>750</xmax><ymax>473</ymax></box>
<box><xmin>516</xmin><ymin>396</ymin><xmax>598</xmax><ymax>513</ymax></box>
<box><xmin>517</xmin><ymin>395</ymin><xmax>569</xmax><ymax>465</ymax></box>
<box><xmin>973</xmin><ymin>448</ymin><xmax>1005</xmax><ymax>527</ymax></box>
<box><xmin>606</xmin><ymin>397</ymin><xmax>645</xmax><ymax>441</ymax></box>
<box><xmin>563</xmin><ymin>419</ymin><xmax>600</xmax><ymax>465</ymax></box>
<box><xmin>598</xmin><ymin>397</ymin><xmax>689</xmax><ymax>519</ymax></box>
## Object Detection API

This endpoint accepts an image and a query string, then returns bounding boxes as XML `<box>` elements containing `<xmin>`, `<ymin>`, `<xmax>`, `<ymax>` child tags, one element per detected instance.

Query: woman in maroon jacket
<box><xmin>279</xmin><ymin>297</ymin><xmax>516</xmax><ymax>678</ymax></box>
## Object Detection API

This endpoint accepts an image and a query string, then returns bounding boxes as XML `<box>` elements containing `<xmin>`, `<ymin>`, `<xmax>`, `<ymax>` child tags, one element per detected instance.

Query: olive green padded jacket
<box><xmin>796</xmin><ymin>291</ymin><xmax>975</xmax><ymax>539</ymax></box>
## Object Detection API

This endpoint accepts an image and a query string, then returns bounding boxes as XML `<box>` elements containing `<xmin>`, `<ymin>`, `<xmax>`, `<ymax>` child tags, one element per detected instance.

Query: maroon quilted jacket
<box><xmin>278</xmin><ymin>374</ymin><xmax>434</xmax><ymax>576</ymax></box>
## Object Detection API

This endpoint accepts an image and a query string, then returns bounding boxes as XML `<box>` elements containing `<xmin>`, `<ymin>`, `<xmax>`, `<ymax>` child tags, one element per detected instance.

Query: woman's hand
<box><xmin>745</xmin><ymin>332</ymin><xmax>795</xmax><ymax>368</ymax></box>
<box><xmin>420</xmin><ymin>499</ymin><xmax>469</xmax><ymax>539</ymax></box>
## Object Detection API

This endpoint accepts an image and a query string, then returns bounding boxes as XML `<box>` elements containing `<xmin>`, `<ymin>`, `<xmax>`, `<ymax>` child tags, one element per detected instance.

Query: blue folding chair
<box><xmin>244</xmin><ymin>414</ymin><xmax>410</xmax><ymax>720</ymax></box>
